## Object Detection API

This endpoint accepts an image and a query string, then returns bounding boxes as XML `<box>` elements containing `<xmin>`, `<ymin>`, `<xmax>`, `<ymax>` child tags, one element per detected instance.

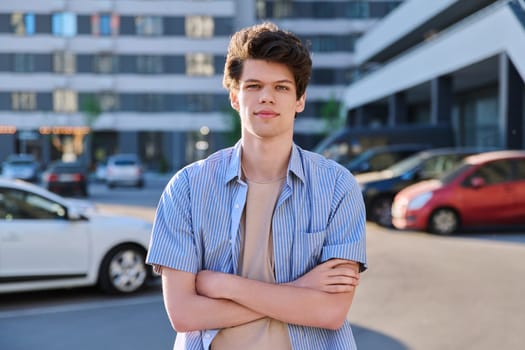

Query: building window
<box><xmin>186</xmin><ymin>53</ymin><xmax>214</xmax><ymax>76</ymax></box>
<box><xmin>11</xmin><ymin>13</ymin><xmax>35</xmax><ymax>35</ymax></box>
<box><xmin>139</xmin><ymin>94</ymin><xmax>164</xmax><ymax>112</ymax></box>
<box><xmin>273</xmin><ymin>0</ymin><xmax>293</xmax><ymax>18</ymax></box>
<box><xmin>12</xmin><ymin>92</ymin><xmax>36</xmax><ymax>111</ymax></box>
<box><xmin>98</xmin><ymin>92</ymin><xmax>119</xmax><ymax>112</ymax></box>
<box><xmin>13</xmin><ymin>54</ymin><xmax>35</xmax><ymax>73</ymax></box>
<box><xmin>91</xmin><ymin>13</ymin><xmax>119</xmax><ymax>36</ymax></box>
<box><xmin>53</xmin><ymin>89</ymin><xmax>78</xmax><ymax>113</ymax></box>
<box><xmin>136</xmin><ymin>55</ymin><xmax>163</xmax><ymax>74</ymax></box>
<box><xmin>52</xmin><ymin>12</ymin><xmax>77</xmax><ymax>37</ymax></box>
<box><xmin>185</xmin><ymin>16</ymin><xmax>214</xmax><ymax>38</ymax></box>
<box><xmin>187</xmin><ymin>94</ymin><xmax>213</xmax><ymax>112</ymax></box>
<box><xmin>346</xmin><ymin>2</ymin><xmax>370</xmax><ymax>18</ymax></box>
<box><xmin>135</xmin><ymin>16</ymin><xmax>163</xmax><ymax>36</ymax></box>
<box><xmin>94</xmin><ymin>53</ymin><xmax>117</xmax><ymax>74</ymax></box>
<box><xmin>53</xmin><ymin>51</ymin><xmax>76</xmax><ymax>74</ymax></box>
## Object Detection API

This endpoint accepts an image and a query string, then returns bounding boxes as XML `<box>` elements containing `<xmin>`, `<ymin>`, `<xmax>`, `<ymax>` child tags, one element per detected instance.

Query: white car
<box><xmin>0</xmin><ymin>177</ymin><xmax>155</xmax><ymax>295</ymax></box>
<box><xmin>106</xmin><ymin>154</ymin><xmax>145</xmax><ymax>188</ymax></box>
<box><xmin>1</xmin><ymin>154</ymin><xmax>40</xmax><ymax>183</ymax></box>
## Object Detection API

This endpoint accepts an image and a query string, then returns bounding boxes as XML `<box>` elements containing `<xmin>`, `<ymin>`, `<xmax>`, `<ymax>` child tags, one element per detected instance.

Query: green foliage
<box><xmin>81</xmin><ymin>95</ymin><xmax>102</xmax><ymax>126</ymax></box>
<box><xmin>320</xmin><ymin>95</ymin><xmax>344</xmax><ymax>136</ymax></box>
<box><xmin>222</xmin><ymin>106</ymin><xmax>242</xmax><ymax>146</ymax></box>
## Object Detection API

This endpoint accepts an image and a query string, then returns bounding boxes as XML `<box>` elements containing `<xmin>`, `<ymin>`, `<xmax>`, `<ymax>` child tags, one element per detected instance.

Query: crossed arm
<box><xmin>161</xmin><ymin>259</ymin><xmax>360</xmax><ymax>333</ymax></box>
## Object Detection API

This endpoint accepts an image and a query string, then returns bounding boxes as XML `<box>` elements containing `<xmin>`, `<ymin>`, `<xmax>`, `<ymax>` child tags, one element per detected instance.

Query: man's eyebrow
<box><xmin>242</xmin><ymin>79</ymin><xmax>294</xmax><ymax>84</ymax></box>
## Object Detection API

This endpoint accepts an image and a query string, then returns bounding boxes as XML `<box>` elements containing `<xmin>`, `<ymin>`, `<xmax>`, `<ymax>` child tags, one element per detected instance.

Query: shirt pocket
<box><xmin>293</xmin><ymin>230</ymin><xmax>326</xmax><ymax>277</ymax></box>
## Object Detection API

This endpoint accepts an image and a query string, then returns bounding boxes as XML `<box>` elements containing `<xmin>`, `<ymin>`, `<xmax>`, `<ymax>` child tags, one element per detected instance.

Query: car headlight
<box><xmin>407</xmin><ymin>192</ymin><xmax>433</xmax><ymax>210</ymax></box>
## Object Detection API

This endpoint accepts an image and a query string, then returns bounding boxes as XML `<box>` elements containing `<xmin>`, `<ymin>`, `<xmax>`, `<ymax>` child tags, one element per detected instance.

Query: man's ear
<box><xmin>230</xmin><ymin>91</ymin><xmax>239</xmax><ymax>111</ymax></box>
<box><xmin>295</xmin><ymin>94</ymin><xmax>306</xmax><ymax>113</ymax></box>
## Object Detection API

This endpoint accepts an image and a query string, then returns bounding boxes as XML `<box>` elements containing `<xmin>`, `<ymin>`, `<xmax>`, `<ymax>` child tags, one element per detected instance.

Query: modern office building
<box><xmin>342</xmin><ymin>0</ymin><xmax>525</xmax><ymax>150</ymax></box>
<box><xmin>0</xmin><ymin>0</ymin><xmax>402</xmax><ymax>171</ymax></box>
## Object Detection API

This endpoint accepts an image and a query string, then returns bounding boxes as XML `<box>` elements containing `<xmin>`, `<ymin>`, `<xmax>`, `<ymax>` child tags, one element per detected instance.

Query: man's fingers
<box><xmin>323</xmin><ymin>284</ymin><xmax>356</xmax><ymax>293</ymax></box>
<box><xmin>328</xmin><ymin>267</ymin><xmax>360</xmax><ymax>279</ymax></box>
<box><xmin>325</xmin><ymin>276</ymin><xmax>359</xmax><ymax>287</ymax></box>
<box><xmin>322</xmin><ymin>259</ymin><xmax>348</xmax><ymax>268</ymax></box>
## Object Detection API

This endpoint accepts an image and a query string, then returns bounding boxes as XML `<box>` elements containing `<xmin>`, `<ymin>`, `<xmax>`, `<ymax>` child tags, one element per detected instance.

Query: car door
<box><xmin>458</xmin><ymin>159</ymin><xmax>515</xmax><ymax>226</ymax></box>
<box><xmin>0</xmin><ymin>187</ymin><xmax>90</xmax><ymax>281</ymax></box>
<box><xmin>509</xmin><ymin>158</ymin><xmax>525</xmax><ymax>223</ymax></box>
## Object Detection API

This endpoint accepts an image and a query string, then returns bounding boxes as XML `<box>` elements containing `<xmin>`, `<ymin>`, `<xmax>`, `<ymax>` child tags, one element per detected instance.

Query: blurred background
<box><xmin>1</xmin><ymin>1</ymin><xmax>525</xmax><ymax>350</ymax></box>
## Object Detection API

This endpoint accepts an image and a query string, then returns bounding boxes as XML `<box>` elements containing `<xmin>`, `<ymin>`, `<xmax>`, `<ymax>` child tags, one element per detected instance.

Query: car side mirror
<box><xmin>470</xmin><ymin>177</ymin><xmax>486</xmax><ymax>188</ymax></box>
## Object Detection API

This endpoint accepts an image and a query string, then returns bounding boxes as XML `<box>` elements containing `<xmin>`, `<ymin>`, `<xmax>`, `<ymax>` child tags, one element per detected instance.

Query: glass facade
<box><xmin>0</xmin><ymin>1</ymin><xmax>404</xmax><ymax>169</ymax></box>
<box><xmin>256</xmin><ymin>1</ymin><xmax>402</xmax><ymax>19</ymax></box>
<box><xmin>11</xmin><ymin>13</ymin><xmax>35</xmax><ymax>35</ymax></box>
<box><xmin>52</xmin><ymin>12</ymin><xmax>77</xmax><ymax>37</ymax></box>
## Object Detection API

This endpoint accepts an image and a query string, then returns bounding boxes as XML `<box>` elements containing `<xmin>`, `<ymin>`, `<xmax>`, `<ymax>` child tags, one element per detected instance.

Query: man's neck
<box><xmin>241</xmin><ymin>138</ymin><xmax>292</xmax><ymax>183</ymax></box>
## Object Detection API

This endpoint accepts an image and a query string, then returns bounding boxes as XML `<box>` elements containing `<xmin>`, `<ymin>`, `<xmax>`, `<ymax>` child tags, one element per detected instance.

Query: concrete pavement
<box><xmin>350</xmin><ymin>224</ymin><xmax>525</xmax><ymax>350</ymax></box>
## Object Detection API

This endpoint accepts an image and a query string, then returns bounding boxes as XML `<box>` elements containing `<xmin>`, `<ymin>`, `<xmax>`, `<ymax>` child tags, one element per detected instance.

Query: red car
<box><xmin>392</xmin><ymin>150</ymin><xmax>525</xmax><ymax>235</ymax></box>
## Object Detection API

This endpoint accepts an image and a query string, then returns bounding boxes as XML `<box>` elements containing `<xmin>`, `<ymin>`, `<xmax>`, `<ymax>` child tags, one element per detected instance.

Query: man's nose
<box><xmin>259</xmin><ymin>86</ymin><xmax>275</xmax><ymax>103</ymax></box>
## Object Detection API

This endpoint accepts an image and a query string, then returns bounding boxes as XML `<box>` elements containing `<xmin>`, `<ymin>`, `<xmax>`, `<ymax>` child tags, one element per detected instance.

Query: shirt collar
<box><xmin>224</xmin><ymin>141</ymin><xmax>306</xmax><ymax>185</ymax></box>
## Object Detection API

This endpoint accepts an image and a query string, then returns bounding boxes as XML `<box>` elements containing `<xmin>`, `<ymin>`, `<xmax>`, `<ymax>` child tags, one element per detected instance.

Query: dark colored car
<box><xmin>356</xmin><ymin>148</ymin><xmax>495</xmax><ymax>227</ymax></box>
<box><xmin>392</xmin><ymin>150</ymin><xmax>525</xmax><ymax>235</ymax></box>
<box><xmin>42</xmin><ymin>162</ymin><xmax>89</xmax><ymax>197</ymax></box>
<box><xmin>345</xmin><ymin>144</ymin><xmax>430</xmax><ymax>174</ymax></box>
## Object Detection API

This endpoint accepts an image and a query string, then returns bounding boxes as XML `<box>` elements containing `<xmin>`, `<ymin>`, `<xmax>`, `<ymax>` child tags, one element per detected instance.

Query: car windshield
<box><xmin>386</xmin><ymin>153</ymin><xmax>428</xmax><ymax>176</ymax></box>
<box><xmin>439</xmin><ymin>163</ymin><xmax>473</xmax><ymax>185</ymax></box>
<box><xmin>346</xmin><ymin>149</ymin><xmax>375</xmax><ymax>168</ymax></box>
<box><xmin>53</xmin><ymin>164</ymin><xmax>85</xmax><ymax>173</ymax></box>
<box><xmin>9</xmin><ymin>160</ymin><xmax>34</xmax><ymax>166</ymax></box>
<box><xmin>114</xmin><ymin>159</ymin><xmax>137</xmax><ymax>166</ymax></box>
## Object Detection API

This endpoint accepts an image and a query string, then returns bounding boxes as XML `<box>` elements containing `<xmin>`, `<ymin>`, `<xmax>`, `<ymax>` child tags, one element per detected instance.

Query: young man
<box><xmin>146</xmin><ymin>22</ymin><xmax>367</xmax><ymax>350</ymax></box>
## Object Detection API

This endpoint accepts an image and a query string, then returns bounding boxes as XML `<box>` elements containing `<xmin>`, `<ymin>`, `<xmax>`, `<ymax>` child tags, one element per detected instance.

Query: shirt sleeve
<box><xmin>146</xmin><ymin>169</ymin><xmax>200</xmax><ymax>274</ymax></box>
<box><xmin>321</xmin><ymin>168</ymin><xmax>367</xmax><ymax>272</ymax></box>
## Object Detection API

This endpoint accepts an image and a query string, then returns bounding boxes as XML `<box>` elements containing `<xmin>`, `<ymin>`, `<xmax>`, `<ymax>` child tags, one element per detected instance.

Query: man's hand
<box><xmin>289</xmin><ymin>259</ymin><xmax>360</xmax><ymax>293</ymax></box>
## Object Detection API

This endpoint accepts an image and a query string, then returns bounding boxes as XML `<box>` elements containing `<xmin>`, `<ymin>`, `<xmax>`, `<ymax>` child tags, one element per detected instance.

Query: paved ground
<box><xmin>350</xmin><ymin>225</ymin><xmax>525</xmax><ymax>350</ymax></box>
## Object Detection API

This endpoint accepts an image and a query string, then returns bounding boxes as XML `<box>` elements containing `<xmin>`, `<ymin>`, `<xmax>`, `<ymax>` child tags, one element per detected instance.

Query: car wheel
<box><xmin>98</xmin><ymin>245</ymin><xmax>148</xmax><ymax>294</ymax></box>
<box><xmin>429</xmin><ymin>208</ymin><xmax>459</xmax><ymax>235</ymax></box>
<box><xmin>107</xmin><ymin>182</ymin><xmax>115</xmax><ymax>189</ymax></box>
<box><xmin>370</xmin><ymin>196</ymin><xmax>393</xmax><ymax>227</ymax></box>
<box><xmin>136</xmin><ymin>179</ymin><xmax>144</xmax><ymax>188</ymax></box>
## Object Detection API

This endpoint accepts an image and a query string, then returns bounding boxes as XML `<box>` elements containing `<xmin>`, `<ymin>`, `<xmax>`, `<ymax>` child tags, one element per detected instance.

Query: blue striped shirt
<box><xmin>146</xmin><ymin>141</ymin><xmax>367</xmax><ymax>350</ymax></box>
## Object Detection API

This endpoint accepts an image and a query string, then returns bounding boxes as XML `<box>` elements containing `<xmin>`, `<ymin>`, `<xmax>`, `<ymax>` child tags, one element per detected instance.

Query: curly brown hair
<box><xmin>223</xmin><ymin>22</ymin><xmax>312</xmax><ymax>100</ymax></box>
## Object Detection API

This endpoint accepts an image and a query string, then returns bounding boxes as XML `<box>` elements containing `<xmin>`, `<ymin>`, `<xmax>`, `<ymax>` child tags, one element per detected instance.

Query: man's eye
<box><xmin>276</xmin><ymin>85</ymin><xmax>289</xmax><ymax>91</ymax></box>
<box><xmin>246</xmin><ymin>84</ymin><xmax>260</xmax><ymax>89</ymax></box>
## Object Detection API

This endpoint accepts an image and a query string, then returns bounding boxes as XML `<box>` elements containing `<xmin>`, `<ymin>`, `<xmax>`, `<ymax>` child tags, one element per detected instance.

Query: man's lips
<box><xmin>254</xmin><ymin>110</ymin><xmax>278</xmax><ymax>118</ymax></box>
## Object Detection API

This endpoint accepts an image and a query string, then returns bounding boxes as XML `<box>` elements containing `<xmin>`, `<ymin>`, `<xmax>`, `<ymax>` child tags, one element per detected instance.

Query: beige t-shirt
<box><xmin>211</xmin><ymin>177</ymin><xmax>292</xmax><ymax>350</ymax></box>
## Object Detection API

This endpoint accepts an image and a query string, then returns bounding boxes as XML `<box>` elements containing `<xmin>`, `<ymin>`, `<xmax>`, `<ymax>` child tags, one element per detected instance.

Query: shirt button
<box><xmin>205</xmin><ymin>334</ymin><xmax>211</xmax><ymax>339</ymax></box>
<box><xmin>234</xmin><ymin>204</ymin><xmax>239</xmax><ymax>209</ymax></box>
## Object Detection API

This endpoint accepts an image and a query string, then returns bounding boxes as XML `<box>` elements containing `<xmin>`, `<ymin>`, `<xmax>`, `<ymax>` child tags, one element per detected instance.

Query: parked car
<box><xmin>345</xmin><ymin>144</ymin><xmax>430</xmax><ymax>174</ymax></box>
<box><xmin>1</xmin><ymin>154</ymin><xmax>40</xmax><ymax>182</ymax></box>
<box><xmin>356</xmin><ymin>148</ymin><xmax>495</xmax><ymax>227</ymax></box>
<box><xmin>0</xmin><ymin>177</ymin><xmax>155</xmax><ymax>294</ymax></box>
<box><xmin>42</xmin><ymin>161</ymin><xmax>89</xmax><ymax>197</ymax></box>
<box><xmin>314</xmin><ymin>124</ymin><xmax>453</xmax><ymax>165</ymax></box>
<box><xmin>106</xmin><ymin>154</ymin><xmax>144</xmax><ymax>188</ymax></box>
<box><xmin>392</xmin><ymin>150</ymin><xmax>525</xmax><ymax>235</ymax></box>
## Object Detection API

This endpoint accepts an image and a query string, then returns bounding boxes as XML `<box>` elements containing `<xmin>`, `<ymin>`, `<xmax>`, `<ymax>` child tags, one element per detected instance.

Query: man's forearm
<box><xmin>162</xmin><ymin>269</ymin><xmax>264</xmax><ymax>332</ymax></box>
<box><xmin>197</xmin><ymin>272</ymin><xmax>355</xmax><ymax>330</ymax></box>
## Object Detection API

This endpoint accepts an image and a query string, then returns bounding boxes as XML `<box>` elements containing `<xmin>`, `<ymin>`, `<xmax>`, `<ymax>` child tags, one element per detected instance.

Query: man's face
<box><xmin>230</xmin><ymin>59</ymin><xmax>306</xmax><ymax>142</ymax></box>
